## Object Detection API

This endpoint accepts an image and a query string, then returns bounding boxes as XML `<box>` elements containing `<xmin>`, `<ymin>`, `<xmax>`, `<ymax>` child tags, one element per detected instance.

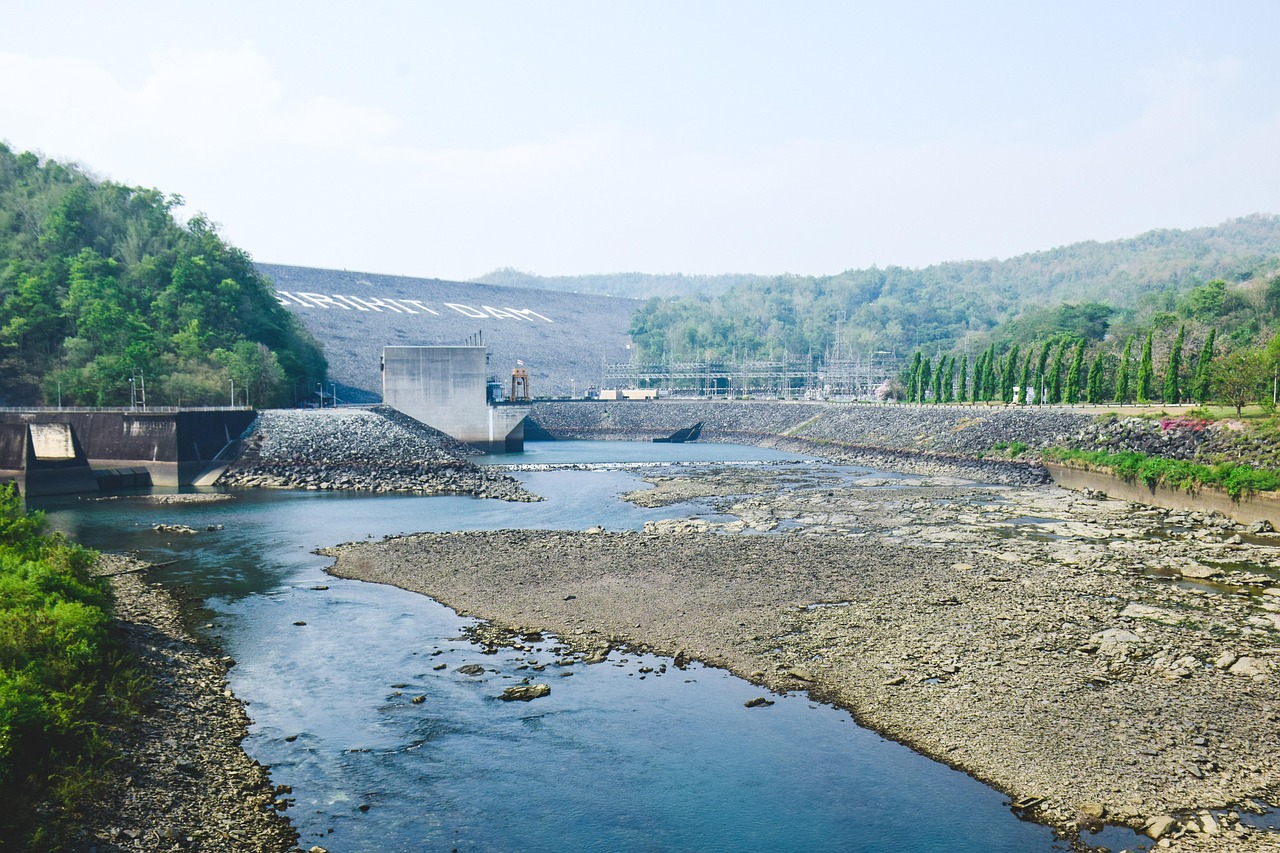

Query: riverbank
<box><xmin>77</xmin><ymin>554</ymin><xmax>299</xmax><ymax>852</ymax></box>
<box><xmin>325</xmin><ymin>466</ymin><xmax>1280</xmax><ymax>850</ymax></box>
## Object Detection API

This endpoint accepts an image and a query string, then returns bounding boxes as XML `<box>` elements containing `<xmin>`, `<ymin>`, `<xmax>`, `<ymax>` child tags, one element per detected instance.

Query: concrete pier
<box><xmin>382</xmin><ymin>346</ymin><xmax>529</xmax><ymax>452</ymax></box>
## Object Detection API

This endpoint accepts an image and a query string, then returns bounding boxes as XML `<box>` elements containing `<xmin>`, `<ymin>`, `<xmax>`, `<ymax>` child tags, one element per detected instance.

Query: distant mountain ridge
<box><xmin>474</xmin><ymin>215</ymin><xmax>1280</xmax><ymax>306</ymax></box>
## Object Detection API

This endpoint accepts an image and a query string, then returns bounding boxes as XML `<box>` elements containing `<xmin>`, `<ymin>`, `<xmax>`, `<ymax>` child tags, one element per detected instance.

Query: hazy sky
<box><xmin>3</xmin><ymin>2</ymin><xmax>1278</xmax><ymax>280</ymax></box>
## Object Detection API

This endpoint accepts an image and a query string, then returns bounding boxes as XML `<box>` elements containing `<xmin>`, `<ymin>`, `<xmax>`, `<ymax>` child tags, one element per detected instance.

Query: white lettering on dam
<box><xmin>275</xmin><ymin>292</ymin><xmax>553</xmax><ymax>323</ymax></box>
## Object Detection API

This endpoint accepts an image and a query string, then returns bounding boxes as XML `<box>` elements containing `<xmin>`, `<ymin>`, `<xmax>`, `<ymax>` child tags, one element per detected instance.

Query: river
<box><xmin>34</xmin><ymin>441</ymin><xmax>1147</xmax><ymax>852</ymax></box>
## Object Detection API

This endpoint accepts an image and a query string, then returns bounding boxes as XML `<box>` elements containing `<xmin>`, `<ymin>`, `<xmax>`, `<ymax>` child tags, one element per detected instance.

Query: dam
<box><xmin>0</xmin><ymin>408</ymin><xmax>256</xmax><ymax>496</ymax></box>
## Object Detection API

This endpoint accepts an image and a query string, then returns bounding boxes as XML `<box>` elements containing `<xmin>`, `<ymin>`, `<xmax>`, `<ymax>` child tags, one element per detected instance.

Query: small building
<box><xmin>382</xmin><ymin>345</ymin><xmax>530</xmax><ymax>452</ymax></box>
<box><xmin>597</xmin><ymin>388</ymin><xmax>659</xmax><ymax>401</ymax></box>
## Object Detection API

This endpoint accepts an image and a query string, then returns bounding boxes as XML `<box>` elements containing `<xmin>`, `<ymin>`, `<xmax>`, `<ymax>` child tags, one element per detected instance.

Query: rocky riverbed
<box><xmin>78</xmin><ymin>554</ymin><xmax>298</xmax><ymax>852</ymax></box>
<box><xmin>325</xmin><ymin>462</ymin><xmax>1280</xmax><ymax>851</ymax></box>
<box><xmin>217</xmin><ymin>407</ymin><xmax>538</xmax><ymax>501</ymax></box>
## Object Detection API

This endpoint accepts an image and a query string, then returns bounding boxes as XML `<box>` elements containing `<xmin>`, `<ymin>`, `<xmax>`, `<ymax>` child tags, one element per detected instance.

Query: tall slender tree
<box><xmin>1136</xmin><ymin>331</ymin><xmax>1155</xmax><ymax>403</ymax></box>
<box><xmin>1114</xmin><ymin>336</ymin><xmax>1133</xmax><ymax>403</ymax></box>
<box><xmin>1047</xmin><ymin>340</ymin><xmax>1067</xmax><ymax>404</ymax></box>
<box><xmin>944</xmin><ymin>356</ymin><xmax>955</xmax><ymax>403</ymax></box>
<box><xmin>1086</xmin><ymin>349</ymin><xmax>1105</xmax><ymax>404</ymax></box>
<box><xmin>1065</xmin><ymin>339</ymin><xmax>1086</xmax><ymax>405</ymax></box>
<box><xmin>957</xmin><ymin>354</ymin><xmax>968</xmax><ymax>403</ymax></box>
<box><xmin>1193</xmin><ymin>328</ymin><xmax>1216</xmax><ymax>405</ymax></box>
<box><xmin>1035</xmin><ymin>340</ymin><xmax>1052</xmax><ymax>405</ymax></box>
<box><xmin>932</xmin><ymin>355</ymin><xmax>946</xmax><ymax>403</ymax></box>
<box><xmin>1017</xmin><ymin>350</ymin><xmax>1034</xmax><ymax>405</ymax></box>
<box><xmin>919</xmin><ymin>355</ymin><xmax>932</xmax><ymax>402</ymax></box>
<box><xmin>984</xmin><ymin>344</ymin><xmax>999</xmax><ymax>402</ymax></box>
<box><xmin>1001</xmin><ymin>344</ymin><xmax>1020</xmax><ymax>403</ymax></box>
<box><xmin>1163</xmin><ymin>324</ymin><xmax>1185</xmax><ymax>404</ymax></box>
<box><xmin>906</xmin><ymin>351</ymin><xmax>922</xmax><ymax>402</ymax></box>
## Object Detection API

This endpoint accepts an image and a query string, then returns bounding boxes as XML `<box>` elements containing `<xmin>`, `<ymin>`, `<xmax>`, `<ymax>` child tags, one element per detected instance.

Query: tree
<box><xmin>1114</xmin><ymin>336</ymin><xmax>1133</xmax><ymax>403</ymax></box>
<box><xmin>1017</xmin><ymin>350</ymin><xmax>1033</xmax><ymax>404</ymax></box>
<box><xmin>997</xmin><ymin>344</ymin><xmax>1016</xmax><ymax>403</ymax></box>
<box><xmin>1047</xmin><ymin>340</ymin><xmax>1067</xmax><ymax>404</ymax></box>
<box><xmin>919</xmin><ymin>356</ymin><xmax>932</xmax><ymax>402</ymax></box>
<box><xmin>906</xmin><ymin>351</ymin><xmax>922</xmax><ymax>402</ymax></box>
<box><xmin>1214</xmin><ymin>350</ymin><xmax>1269</xmax><ymax>415</ymax></box>
<box><xmin>1086</xmin><ymin>349</ymin><xmax>1106</xmax><ymax>404</ymax></box>
<box><xmin>944</xmin><ymin>356</ymin><xmax>955</xmax><ymax>403</ymax></box>
<box><xmin>1065</xmin><ymin>339</ymin><xmax>1085</xmax><ymax>405</ymax></box>
<box><xmin>932</xmin><ymin>355</ymin><xmax>946</xmax><ymax>404</ymax></box>
<box><xmin>1035</xmin><ymin>340</ymin><xmax>1051</xmax><ymax>405</ymax></box>
<box><xmin>957</xmin><ymin>354</ymin><xmax>968</xmax><ymax>403</ymax></box>
<box><xmin>1136</xmin><ymin>331</ymin><xmax>1155</xmax><ymax>403</ymax></box>
<box><xmin>1193</xmin><ymin>328</ymin><xmax>1215</xmax><ymax>405</ymax></box>
<box><xmin>1163</xmin><ymin>324</ymin><xmax>1185</xmax><ymax>404</ymax></box>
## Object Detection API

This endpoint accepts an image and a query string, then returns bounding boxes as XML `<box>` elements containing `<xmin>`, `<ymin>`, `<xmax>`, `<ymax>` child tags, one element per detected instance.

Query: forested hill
<box><xmin>504</xmin><ymin>216</ymin><xmax>1280</xmax><ymax>362</ymax></box>
<box><xmin>0</xmin><ymin>145</ymin><xmax>326</xmax><ymax>407</ymax></box>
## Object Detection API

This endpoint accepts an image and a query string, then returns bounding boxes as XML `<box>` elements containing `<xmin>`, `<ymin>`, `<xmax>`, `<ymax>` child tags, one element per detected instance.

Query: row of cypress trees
<box><xmin>902</xmin><ymin>326</ymin><xmax>1215</xmax><ymax>405</ymax></box>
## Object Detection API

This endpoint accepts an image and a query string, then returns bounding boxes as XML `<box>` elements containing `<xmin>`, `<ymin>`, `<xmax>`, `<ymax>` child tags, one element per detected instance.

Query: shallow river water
<box><xmin>34</xmin><ymin>441</ymin><xmax>1149</xmax><ymax>852</ymax></box>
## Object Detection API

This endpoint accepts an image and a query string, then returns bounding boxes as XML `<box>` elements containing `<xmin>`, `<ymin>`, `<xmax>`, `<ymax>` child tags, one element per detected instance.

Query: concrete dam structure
<box><xmin>0</xmin><ymin>409</ymin><xmax>256</xmax><ymax>496</ymax></box>
<box><xmin>258</xmin><ymin>263</ymin><xmax>635</xmax><ymax>402</ymax></box>
<box><xmin>382</xmin><ymin>346</ymin><xmax>529</xmax><ymax>452</ymax></box>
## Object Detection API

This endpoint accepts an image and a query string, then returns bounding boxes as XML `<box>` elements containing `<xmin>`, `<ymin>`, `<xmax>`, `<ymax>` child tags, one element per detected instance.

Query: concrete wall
<box><xmin>382</xmin><ymin>347</ymin><xmax>528</xmax><ymax>452</ymax></box>
<box><xmin>0</xmin><ymin>409</ymin><xmax>256</xmax><ymax>491</ymax></box>
<box><xmin>1046</xmin><ymin>463</ymin><xmax>1280</xmax><ymax>527</ymax></box>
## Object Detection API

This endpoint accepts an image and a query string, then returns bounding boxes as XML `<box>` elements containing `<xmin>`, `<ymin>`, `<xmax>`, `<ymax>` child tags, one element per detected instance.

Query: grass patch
<box><xmin>1044</xmin><ymin>447</ymin><xmax>1280</xmax><ymax>499</ymax></box>
<box><xmin>992</xmin><ymin>440</ymin><xmax>1029</xmax><ymax>457</ymax></box>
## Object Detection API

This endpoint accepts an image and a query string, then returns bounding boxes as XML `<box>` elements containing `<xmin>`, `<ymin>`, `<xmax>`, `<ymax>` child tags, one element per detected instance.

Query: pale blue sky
<box><xmin>2</xmin><ymin>2</ymin><xmax>1278</xmax><ymax>279</ymax></box>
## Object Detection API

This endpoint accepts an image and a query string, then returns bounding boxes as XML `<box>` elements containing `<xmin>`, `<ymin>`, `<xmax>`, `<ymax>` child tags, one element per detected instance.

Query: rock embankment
<box><xmin>530</xmin><ymin>400</ymin><xmax>1094</xmax><ymax>483</ymax></box>
<box><xmin>79</xmin><ymin>555</ymin><xmax>298</xmax><ymax>852</ymax></box>
<box><xmin>218</xmin><ymin>407</ymin><xmax>538</xmax><ymax>501</ymax></box>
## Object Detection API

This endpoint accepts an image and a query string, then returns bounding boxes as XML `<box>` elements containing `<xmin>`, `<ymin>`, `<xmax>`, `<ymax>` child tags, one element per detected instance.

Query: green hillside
<box><xmin>610</xmin><ymin>215</ymin><xmax>1280</xmax><ymax>362</ymax></box>
<box><xmin>0</xmin><ymin>144</ymin><xmax>325</xmax><ymax>407</ymax></box>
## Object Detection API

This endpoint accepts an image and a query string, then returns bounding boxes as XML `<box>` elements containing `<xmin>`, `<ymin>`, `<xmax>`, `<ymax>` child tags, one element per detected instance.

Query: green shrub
<box><xmin>0</xmin><ymin>484</ymin><xmax>144</xmax><ymax>848</ymax></box>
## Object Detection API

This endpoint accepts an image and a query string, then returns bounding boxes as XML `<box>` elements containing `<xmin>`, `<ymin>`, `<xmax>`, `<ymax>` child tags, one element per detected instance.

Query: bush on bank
<box><xmin>1043</xmin><ymin>447</ymin><xmax>1280</xmax><ymax>500</ymax></box>
<box><xmin>0</xmin><ymin>483</ymin><xmax>137</xmax><ymax>848</ymax></box>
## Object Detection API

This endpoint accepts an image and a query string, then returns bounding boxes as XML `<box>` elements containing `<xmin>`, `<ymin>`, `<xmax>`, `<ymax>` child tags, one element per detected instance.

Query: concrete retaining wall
<box><xmin>0</xmin><ymin>409</ymin><xmax>257</xmax><ymax>491</ymax></box>
<box><xmin>1046</xmin><ymin>462</ymin><xmax>1280</xmax><ymax>527</ymax></box>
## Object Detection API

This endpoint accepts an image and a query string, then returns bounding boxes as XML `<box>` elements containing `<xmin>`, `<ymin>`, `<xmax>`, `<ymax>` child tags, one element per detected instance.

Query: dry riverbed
<box><xmin>325</xmin><ymin>463</ymin><xmax>1280</xmax><ymax>851</ymax></box>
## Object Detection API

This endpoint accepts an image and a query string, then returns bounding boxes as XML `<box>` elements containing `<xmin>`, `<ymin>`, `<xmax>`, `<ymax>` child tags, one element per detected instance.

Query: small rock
<box><xmin>1228</xmin><ymin>656</ymin><xmax>1268</xmax><ymax>678</ymax></box>
<box><xmin>411</xmin><ymin>695</ymin><xmax>426</xmax><ymax>704</ymax></box>
<box><xmin>500</xmin><ymin>683</ymin><xmax>551</xmax><ymax>701</ymax></box>
<box><xmin>1145</xmin><ymin>815</ymin><xmax>1179</xmax><ymax>839</ymax></box>
<box><xmin>1077</xmin><ymin>802</ymin><xmax>1106</xmax><ymax>819</ymax></box>
<box><xmin>456</xmin><ymin>664</ymin><xmax>486</xmax><ymax>675</ymax></box>
<box><xmin>744</xmin><ymin>696</ymin><xmax>774</xmax><ymax>708</ymax></box>
<box><xmin>293</xmin><ymin>621</ymin><xmax>307</xmax><ymax>626</ymax></box>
